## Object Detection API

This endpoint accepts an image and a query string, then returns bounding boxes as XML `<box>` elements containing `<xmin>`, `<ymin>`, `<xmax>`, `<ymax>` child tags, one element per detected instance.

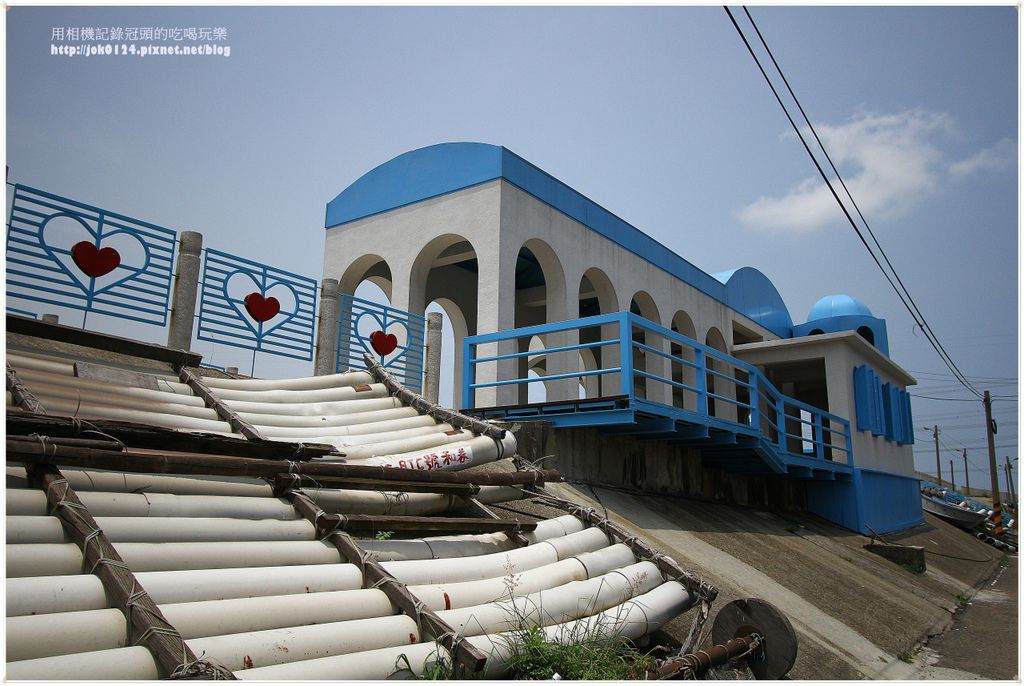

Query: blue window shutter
<box><xmin>881</xmin><ymin>382</ymin><xmax>894</xmax><ymax>441</ymax></box>
<box><xmin>854</xmin><ymin>366</ymin><xmax>871</xmax><ymax>431</ymax></box>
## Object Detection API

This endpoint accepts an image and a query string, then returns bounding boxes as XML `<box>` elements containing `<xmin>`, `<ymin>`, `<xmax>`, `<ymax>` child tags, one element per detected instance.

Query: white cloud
<box><xmin>739</xmin><ymin>110</ymin><xmax>953</xmax><ymax>232</ymax></box>
<box><xmin>949</xmin><ymin>138</ymin><xmax>1016</xmax><ymax>178</ymax></box>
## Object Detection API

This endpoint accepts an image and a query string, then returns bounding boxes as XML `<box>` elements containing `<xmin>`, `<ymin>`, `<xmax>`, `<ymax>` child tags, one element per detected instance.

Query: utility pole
<box><xmin>1005</xmin><ymin>457</ymin><xmax>1016</xmax><ymax>513</ymax></box>
<box><xmin>928</xmin><ymin>425</ymin><xmax>942</xmax><ymax>486</ymax></box>
<box><xmin>983</xmin><ymin>391</ymin><xmax>1004</xmax><ymax>535</ymax></box>
<box><xmin>950</xmin><ymin>459</ymin><xmax>956</xmax><ymax>492</ymax></box>
<box><xmin>963</xmin><ymin>449</ymin><xmax>970</xmax><ymax>495</ymax></box>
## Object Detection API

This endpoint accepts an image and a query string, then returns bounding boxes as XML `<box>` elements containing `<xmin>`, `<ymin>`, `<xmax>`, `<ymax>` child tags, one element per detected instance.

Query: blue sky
<box><xmin>5</xmin><ymin>6</ymin><xmax>1018</xmax><ymax>488</ymax></box>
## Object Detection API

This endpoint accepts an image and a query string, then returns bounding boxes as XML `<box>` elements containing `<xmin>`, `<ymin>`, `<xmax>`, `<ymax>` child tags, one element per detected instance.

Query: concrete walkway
<box><xmin>917</xmin><ymin>554</ymin><xmax>1018</xmax><ymax>680</ymax></box>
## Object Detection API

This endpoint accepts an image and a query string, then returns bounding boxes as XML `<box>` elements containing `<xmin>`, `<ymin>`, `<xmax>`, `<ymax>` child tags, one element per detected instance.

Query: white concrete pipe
<box><xmin>14</xmin><ymin>371</ymin><xmax>205</xmax><ymax>407</ymax></box>
<box><xmin>35</xmin><ymin>468</ymin><xmax>273</xmax><ymax>497</ymax></box>
<box><xmin>347</xmin><ymin>433</ymin><xmax>518</xmax><ymax>473</ymax></box>
<box><xmin>303</xmin><ymin>488</ymin><xmax>460</xmax><ymax>515</ymax></box>
<box><xmin>140</xmin><ymin>562</ymin><xmax>365</xmax><ymax>604</ymax></box>
<box><xmin>113</xmin><ymin>540</ymin><xmax>343</xmax><ymax>572</ymax></box>
<box><xmin>80</xmin><ymin>491</ymin><xmax>296</xmax><ymax>519</ymax></box>
<box><xmin>470</xmin><ymin>580</ymin><xmax>695</xmax><ymax>678</ymax></box>
<box><xmin>408</xmin><ymin>543</ymin><xmax>638</xmax><ymax>611</ymax></box>
<box><xmin>7</xmin><ymin>574</ymin><xmax>110</xmax><ymax>617</ymax></box>
<box><xmin>6</xmin><ymin>563</ymin><xmax>362</xmax><ymax>616</ymax></box>
<box><xmin>302</xmin><ymin>424</ymin><xmax>462</xmax><ymax>449</ymax></box>
<box><xmin>21</xmin><ymin>381</ymin><xmax>216</xmax><ymax>420</ymax></box>
<box><xmin>324</xmin><ymin>429</ymin><xmax>476</xmax><ymax>460</ymax></box>
<box><xmin>255</xmin><ymin>412</ymin><xmax>436</xmax><ymax>439</ymax></box>
<box><xmin>201</xmin><ymin>369</ymin><xmax>374</xmax><ymax>391</ymax></box>
<box><xmin>236</xmin><ymin>405</ymin><xmax>416</xmax><ymax>430</ymax></box>
<box><xmin>207</xmin><ymin>383</ymin><xmax>388</xmax><ymax>404</ymax></box>
<box><xmin>6</xmin><ymin>352</ymin><xmax>78</xmax><ymax>376</ymax></box>
<box><xmin>438</xmin><ymin>561</ymin><xmax>663</xmax><ymax>636</ymax></box>
<box><xmin>8</xmin><ymin>588</ymin><xmax>398</xmax><ymax>659</ymax></box>
<box><xmin>186</xmin><ymin>613</ymin><xmax>420</xmax><ymax>671</ymax></box>
<box><xmin>382</xmin><ymin>527</ymin><xmax>610</xmax><ymax>586</ymax></box>
<box><xmin>6</xmin><ymin>646</ymin><xmax>162</xmax><ymax>680</ymax></box>
<box><xmin>235</xmin><ymin>640</ymin><xmax>444</xmax><ymax>680</ymax></box>
<box><xmin>7</xmin><ymin>543</ymin><xmax>83</xmax><ymax>577</ymax></box>
<box><xmin>7</xmin><ymin>516</ymin><xmax>315</xmax><ymax>544</ymax></box>
<box><xmin>17</xmin><ymin>396</ymin><xmax>235</xmax><ymax>434</ymax></box>
<box><xmin>357</xmin><ymin>514</ymin><xmax>584</xmax><ymax>562</ymax></box>
<box><xmin>225</xmin><ymin>394</ymin><xmax>401</xmax><ymax>416</ymax></box>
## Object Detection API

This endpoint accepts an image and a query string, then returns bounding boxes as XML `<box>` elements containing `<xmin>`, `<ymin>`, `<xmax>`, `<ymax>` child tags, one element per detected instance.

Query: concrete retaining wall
<box><xmin>514</xmin><ymin>422</ymin><xmax>806</xmax><ymax>512</ymax></box>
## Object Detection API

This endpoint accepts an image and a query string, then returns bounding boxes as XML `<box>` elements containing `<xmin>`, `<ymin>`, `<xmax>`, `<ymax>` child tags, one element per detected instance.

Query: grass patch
<box><xmin>955</xmin><ymin>593</ymin><xmax>971</xmax><ymax>608</ymax></box>
<box><xmin>505</xmin><ymin>625</ymin><xmax>656</xmax><ymax>680</ymax></box>
<box><xmin>898</xmin><ymin>649</ymin><xmax>915</xmax><ymax>664</ymax></box>
<box><xmin>1000</xmin><ymin>552</ymin><xmax>1011</xmax><ymax>568</ymax></box>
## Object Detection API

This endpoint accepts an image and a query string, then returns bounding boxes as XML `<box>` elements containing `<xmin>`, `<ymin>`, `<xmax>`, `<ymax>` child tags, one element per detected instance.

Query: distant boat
<box><xmin>921</xmin><ymin>492</ymin><xmax>988</xmax><ymax>529</ymax></box>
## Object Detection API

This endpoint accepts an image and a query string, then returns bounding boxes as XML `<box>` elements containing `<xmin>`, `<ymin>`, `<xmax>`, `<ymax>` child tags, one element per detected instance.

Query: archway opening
<box><xmin>578</xmin><ymin>268</ymin><xmax>618</xmax><ymax>399</ymax></box>
<box><xmin>670</xmin><ymin>311</ymin><xmax>697</xmax><ymax>410</ymax></box>
<box><xmin>629</xmin><ymin>292</ymin><xmax>660</xmax><ymax>401</ymax></box>
<box><xmin>857</xmin><ymin>326</ymin><xmax>875</xmax><ymax>346</ymax></box>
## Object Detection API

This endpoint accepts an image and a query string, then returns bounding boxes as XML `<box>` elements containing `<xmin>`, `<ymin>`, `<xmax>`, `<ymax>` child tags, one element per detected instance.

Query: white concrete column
<box><xmin>41</xmin><ymin>314</ymin><xmax>59</xmax><ymax>325</ymax></box>
<box><xmin>314</xmin><ymin>278</ymin><xmax>341</xmax><ymax>376</ymax></box>
<box><xmin>166</xmin><ymin>230</ymin><xmax>203</xmax><ymax>352</ymax></box>
<box><xmin>541</xmin><ymin>289</ymin><xmax>580</xmax><ymax>402</ymax></box>
<box><xmin>644</xmin><ymin>328</ymin><xmax>673</xmax><ymax>406</ymax></box>
<box><xmin>423</xmin><ymin>312</ymin><xmax>443</xmax><ymax>404</ymax></box>
<box><xmin>471</xmin><ymin>246</ymin><xmax>517</xmax><ymax>408</ymax></box>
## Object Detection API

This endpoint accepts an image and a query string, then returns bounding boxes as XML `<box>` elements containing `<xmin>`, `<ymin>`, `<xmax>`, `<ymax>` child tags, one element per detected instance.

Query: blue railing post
<box><xmin>775</xmin><ymin>398</ymin><xmax>786</xmax><ymax>451</ymax></box>
<box><xmin>845</xmin><ymin>420</ymin><xmax>854</xmax><ymax>466</ymax></box>
<box><xmin>618</xmin><ymin>312</ymin><xmax>635</xmax><ymax>397</ymax></box>
<box><xmin>748</xmin><ymin>374</ymin><xmax>759</xmax><ymax>430</ymax></box>
<box><xmin>694</xmin><ymin>349</ymin><xmax>708</xmax><ymax>417</ymax></box>
<box><xmin>461</xmin><ymin>338</ymin><xmax>475</xmax><ymax>409</ymax></box>
<box><xmin>814</xmin><ymin>413</ymin><xmax>825</xmax><ymax>460</ymax></box>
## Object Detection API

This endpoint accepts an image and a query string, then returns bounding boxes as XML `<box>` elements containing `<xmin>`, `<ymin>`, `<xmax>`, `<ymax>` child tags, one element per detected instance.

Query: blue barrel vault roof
<box><xmin>326</xmin><ymin>142</ymin><xmax>797</xmax><ymax>336</ymax></box>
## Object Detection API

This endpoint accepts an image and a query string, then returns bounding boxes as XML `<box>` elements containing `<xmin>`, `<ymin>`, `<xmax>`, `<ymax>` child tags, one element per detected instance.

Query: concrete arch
<box><xmin>407</xmin><ymin>233</ymin><xmax>480</xmax><ymax>322</ymax></box>
<box><xmin>629</xmin><ymin>291</ymin><xmax>666</xmax><ymax>402</ymax></box>
<box><xmin>670</xmin><ymin>310</ymin><xmax>697</xmax><ymax>410</ymax></box>
<box><xmin>427</xmin><ymin>297</ymin><xmax>469</xmax><ymax>409</ymax></box>
<box><xmin>338</xmin><ymin>254</ymin><xmax>394</xmax><ymax>301</ymax></box>
<box><xmin>704</xmin><ymin>326</ymin><xmax>736</xmax><ymax>421</ymax></box>
<box><xmin>577</xmin><ymin>267</ymin><xmax>620</xmax><ymax>398</ymax></box>
<box><xmin>514</xmin><ymin>238</ymin><xmax>576</xmax><ymax>402</ymax></box>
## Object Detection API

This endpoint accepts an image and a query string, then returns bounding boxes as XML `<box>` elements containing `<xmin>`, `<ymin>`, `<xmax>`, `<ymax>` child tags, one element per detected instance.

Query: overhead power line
<box><xmin>724</xmin><ymin>6</ymin><xmax>984</xmax><ymax>400</ymax></box>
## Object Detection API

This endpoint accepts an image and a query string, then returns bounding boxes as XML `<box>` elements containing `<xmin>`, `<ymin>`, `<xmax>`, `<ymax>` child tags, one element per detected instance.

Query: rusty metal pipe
<box><xmin>655</xmin><ymin>634</ymin><xmax>761</xmax><ymax>679</ymax></box>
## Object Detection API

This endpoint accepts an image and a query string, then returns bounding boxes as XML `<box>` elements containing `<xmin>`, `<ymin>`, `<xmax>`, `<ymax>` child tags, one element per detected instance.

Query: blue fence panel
<box><xmin>196</xmin><ymin>248</ymin><xmax>317</xmax><ymax>361</ymax></box>
<box><xmin>337</xmin><ymin>295</ymin><xmax>426</xmax><ymax>391</ymax></box>
<box><xmin>6</xmin><ymin>184</ymin><xmax>177</xmax><ymax>326</ymax></box>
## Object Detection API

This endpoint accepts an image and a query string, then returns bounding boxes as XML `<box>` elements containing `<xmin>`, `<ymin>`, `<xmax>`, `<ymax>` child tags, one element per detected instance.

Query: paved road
<box><xmin>922</xmin><ymin>554</ymin><xmax>1018</xmax><ymax>679</ymax></box>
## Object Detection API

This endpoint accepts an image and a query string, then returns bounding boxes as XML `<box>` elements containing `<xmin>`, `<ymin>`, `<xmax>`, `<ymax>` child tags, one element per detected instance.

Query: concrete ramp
<box><xmin>547</xmin><ymin>482</ymin><xmax>1001</xmax><ymax>679</ymax></box>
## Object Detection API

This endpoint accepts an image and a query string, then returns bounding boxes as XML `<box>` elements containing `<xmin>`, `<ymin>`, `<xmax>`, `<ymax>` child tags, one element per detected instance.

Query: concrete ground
<box><xmin>914</xmin><ymin>555</ymin><xmax>1018</xmax><ymax>680</ymax></box>
<box><xmin>476</xmin><ymin>467</ymin><xmax>1009</xmax><ymax>680</ymax></box>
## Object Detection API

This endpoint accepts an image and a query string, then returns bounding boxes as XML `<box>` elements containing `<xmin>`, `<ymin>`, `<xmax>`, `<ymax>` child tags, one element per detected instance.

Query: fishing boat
<box><xmin>920</xmin><ymin>489</ymin><xmax>989</xmax><ymax>529</ymax></box>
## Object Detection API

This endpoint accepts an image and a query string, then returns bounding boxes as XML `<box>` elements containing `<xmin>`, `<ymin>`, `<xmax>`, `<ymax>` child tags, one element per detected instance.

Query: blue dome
<box><xmin>808</xmin><ymin>294</ymin><xmax>873</xmax><ymax>321</ymax></box>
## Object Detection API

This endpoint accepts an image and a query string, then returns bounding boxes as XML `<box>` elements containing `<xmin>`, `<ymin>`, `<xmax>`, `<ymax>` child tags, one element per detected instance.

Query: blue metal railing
<box><xmin>6</xmin><ymin>184</ymin><xmax>177</xmax><ymax>326</ymax></box>
<box><xmin>196</xmin><ymin>248</ymin><xmax>318</xmax><ymax>361</ymax></box>
<box><xmin>463</xmin><ymin>311</ymin><xmax>853</xmax><ymax>467</ymax></box>
<box><xmin>337</xmin><ymin>295</ymin><xmax>426</xmax><ymax>391</ymax></box>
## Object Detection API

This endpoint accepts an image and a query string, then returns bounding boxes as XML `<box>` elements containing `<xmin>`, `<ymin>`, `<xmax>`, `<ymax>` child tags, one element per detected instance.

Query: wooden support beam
<box><xmin>7</xmin><ymin>412</ymin><xmax>337</xmax><ymax>460</ymax></box>
<box><xmin>5</xmin><ymin>437</ymin><xmax>562</xmax><ymax>487</ymax></box>
<box><xmin>27</xmin><ymin>464</ymin><xmax>233</xmax><ymax>679</ymax></box>
<box><xmin>284</xmin><ymin>489</ymin><xmax>488</xmax><ymax>673</ymax></box>
<box><xmin>6</xmin><ymin>363</ymin><xmax>44</xmax><ymax>413</ymax></box>
<box><xmin>362</xmin><ymin>353</ymin><xmax>507</xmax><ymax>441</ymax></box>
<box><xmin>176</xmin><ymin>366</ymin><xmax>263</xmax><ymax>441</ymax></box>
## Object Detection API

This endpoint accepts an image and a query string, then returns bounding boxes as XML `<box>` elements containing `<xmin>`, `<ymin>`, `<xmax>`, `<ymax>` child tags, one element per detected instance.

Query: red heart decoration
<box><xmin>71</xmin><ymin>241</ymin><xmax>121</xmax><ymax>278</ymax></box>
<box><xmin>244</xmin><ymin>292</ymin><xmax>280</xmax><ymax>322</ymax></box>
<box><xmin>369</xmin><ymin>330</ymin><xmax>398</xmax><ymax>356</ymax></box>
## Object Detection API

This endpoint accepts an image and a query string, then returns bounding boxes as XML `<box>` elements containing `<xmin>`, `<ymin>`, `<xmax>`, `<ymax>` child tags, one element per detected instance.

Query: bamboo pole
<box><xmin>176</xmin><ymin>367</ymin><xmax>263</xmax><ymax>441</ymax></box>
<box><xmin>26</xmin><ymin>464</ymin><xmax>234</xmax><ymax>679</ymax></box>
<box><xmin>362</xmin><ymin>353</ymin><xmax>506</xmax><ymax>441</ymax></box>
<box><xmin>7</xmin><ymin>363</ymin><xmax>45</xmax><ymax>413</ymax></box>
<box><xmin>331</xmin><ymin>513</ymin><xmax>537</xmax><ymax>535</ymax></box>
<box><xmin>284</xmin><ymin>489</ymin><xmax>488</xmax><ymax>673</ymax></box>
<box><xmin>7</xmin><ymin>412</ymin><xmax>337</xmax><ymax>460</ymax></box>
